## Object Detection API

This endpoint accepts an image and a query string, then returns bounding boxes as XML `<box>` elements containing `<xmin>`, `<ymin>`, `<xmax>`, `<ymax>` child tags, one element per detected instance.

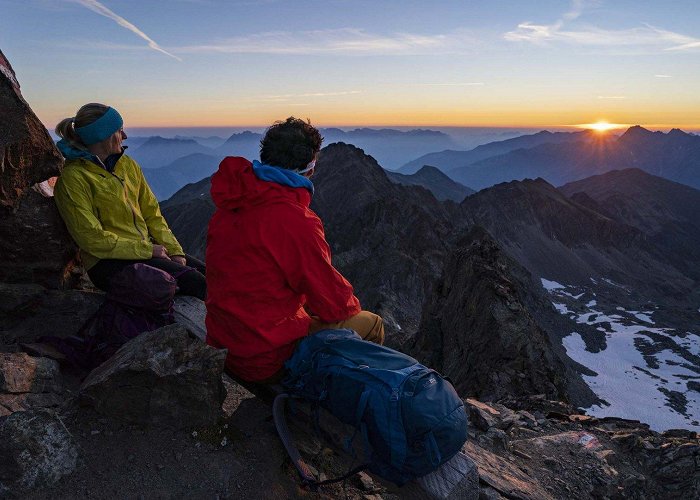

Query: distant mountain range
<box><xmin>385</xmin><ymin>165</ymin><xmax>475</xmax><ymax>202</ymax></box>
<box><xmin>129</xmin><ymin>128</ymin><xmax>458</xmax><ymax>199</ymax></box>
<box><xmin>128</xmin><ymin>137</ymin><xmax>212</xmax><ymax>170</ymax></box>
<box><xmin>398</xmin><ymin>130</ymin><xmax>592</xmax><ymax>174</ymax></box>
<box><xmin>400</xmin><ymin>126</ymin><xmax>700</xmax><ymax>191</ymax></box>
<box><xmin>143</xmin><ymin>153</ymin><xmax>220</xmax><ymax>200</ymax></box>
<box><xmin>162</xmin><ymin>142</ymin><xmax>700</xmax><ymax>429</ymax></box>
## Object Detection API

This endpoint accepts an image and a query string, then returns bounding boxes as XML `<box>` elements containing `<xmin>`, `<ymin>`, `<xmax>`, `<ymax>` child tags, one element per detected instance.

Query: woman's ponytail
<box><xmin>55</xmin><ymin>103</ymin><xmax>109</xmax><ymax>150</ymax></box>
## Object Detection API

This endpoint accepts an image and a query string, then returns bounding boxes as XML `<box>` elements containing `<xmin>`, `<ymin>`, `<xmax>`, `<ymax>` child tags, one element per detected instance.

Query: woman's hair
<box><xmin>55</xmin><ymin>103</ymin><xmax>110</xmax><ymax>149</ymax></box>
<box><xmin>260</xmin><ymin>117</ymin><xmax>323</xmax><ymax>171</ymax></box>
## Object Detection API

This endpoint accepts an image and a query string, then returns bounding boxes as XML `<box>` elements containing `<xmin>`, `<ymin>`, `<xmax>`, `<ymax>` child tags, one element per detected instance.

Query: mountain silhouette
<box><xmin>129</xmin><ymin>136</ymin><xmax>213</xmax><ymax>169</ymax></box>
<box><xmin>144</xmin><ymin>153</ymin><xmax>220</xmax><ymax>200</ymax></box>
<box><xmin>385</xmin><ymin>165</ymin><xmax>475</xmax><ymax>202</ymax></box>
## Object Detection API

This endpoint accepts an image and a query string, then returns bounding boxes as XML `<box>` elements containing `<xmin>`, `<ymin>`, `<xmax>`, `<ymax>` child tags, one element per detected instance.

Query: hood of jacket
<box><xmin>56</xmin><ymin>139</ymin><xmax>127</xmax><ymax>172</ymax></box>
<box><xmin>57</xmin><ymin>139</ymin><xmax>100</xmax><ymax>162</ymax></box>
<box><xmin>211</xmin><ymin>157</ymin><xmax>314</xmax><ymax>212</ymax></box>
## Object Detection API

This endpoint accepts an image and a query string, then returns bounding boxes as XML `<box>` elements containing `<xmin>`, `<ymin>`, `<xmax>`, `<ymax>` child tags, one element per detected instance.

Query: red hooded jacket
<box><xmin>205</xmin><ymin>157</ymin><xmax>361</xmax><ymax>381</ymax></box>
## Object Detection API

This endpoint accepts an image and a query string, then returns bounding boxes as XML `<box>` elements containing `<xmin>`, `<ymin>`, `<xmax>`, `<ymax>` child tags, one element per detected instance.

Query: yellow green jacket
<box><xmin>54</xmin><ymin>142</ymin><xmax>184</xmax><ymax>270</ymax></box>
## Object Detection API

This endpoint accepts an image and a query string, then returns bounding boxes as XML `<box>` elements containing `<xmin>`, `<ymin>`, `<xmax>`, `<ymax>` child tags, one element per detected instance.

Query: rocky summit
<box><xmin>1</xmin><ymin>48</ymin><xmax>699</xmax><ymax>498</ymax></box>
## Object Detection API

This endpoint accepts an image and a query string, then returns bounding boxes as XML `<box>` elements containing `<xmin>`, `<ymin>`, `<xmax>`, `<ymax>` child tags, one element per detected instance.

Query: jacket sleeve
<box><xmin>54</xmin><ymin>170</ymin><xmax>153</xmax><ymax>260</ymax></box>
<box><xmin>134</xmin><ymin>161</ymin><xmax>185</xmax><ymax>257</ymax></box>
<box><xmin>274</xmin><ymin>210</ymin><xmax>361</xmax><ymax>323</ymax></box>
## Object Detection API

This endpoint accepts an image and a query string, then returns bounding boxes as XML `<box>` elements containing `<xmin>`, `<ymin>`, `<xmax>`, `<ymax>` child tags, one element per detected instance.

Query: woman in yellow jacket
<box><xmin>53</xmin><ymin>103</ymin><xmax>206</xmax><ymax>300</ymax></box>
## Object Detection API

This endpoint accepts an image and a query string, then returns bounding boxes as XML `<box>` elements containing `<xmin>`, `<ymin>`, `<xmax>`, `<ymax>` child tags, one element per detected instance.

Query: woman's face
<box><xmin>105</xmin><ymin>128</ymin><xmax>127</xmax><ymax>155</ymax></box>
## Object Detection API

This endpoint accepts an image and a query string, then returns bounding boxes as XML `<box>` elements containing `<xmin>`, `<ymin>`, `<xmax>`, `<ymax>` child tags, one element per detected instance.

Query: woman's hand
<box><xmin>171</xmin><ymin>255</ymin><xmax>186</xmax><ymax>266</ymax></box>
<box><xmin>152</xmin><ymin>244</ymin><xmax>171</xmax><ymax>260</ymax></box>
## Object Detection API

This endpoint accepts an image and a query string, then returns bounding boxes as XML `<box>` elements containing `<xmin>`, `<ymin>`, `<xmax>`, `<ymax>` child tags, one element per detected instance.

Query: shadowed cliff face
<box><xmin>459</xmin><ymin>177</ymin><xmax>696</xmax><ymax>306</ymax></box>
<box><xmin>311</xmin><ymin>143</ymin><xmax>459</xmax><ymax>342</ymax></box>
<box><xmin>160</xmin><ymin>177</ymin><xmax>214</xmax><ymax>260</ymax></box>
<box><xmin>0</xmin><ymin>50</ymin><xmax>77</xmax><ymax>288</ymax></box>
<box><xmin>411</xmin><ymin>226</ymin><xmax>586</xmax><ymax>403</ymax></box>
<box><xmin>560</xmin><ymin>168</ymin><xmax>700</xmax><ymax>283</ymax></box>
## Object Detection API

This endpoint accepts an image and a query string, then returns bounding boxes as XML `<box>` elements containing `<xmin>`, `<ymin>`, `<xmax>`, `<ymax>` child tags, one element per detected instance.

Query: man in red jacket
<box><xmin>205</xmin><ymin>117</ymin><xmax>384</xmax><ymax>382</ymax></box>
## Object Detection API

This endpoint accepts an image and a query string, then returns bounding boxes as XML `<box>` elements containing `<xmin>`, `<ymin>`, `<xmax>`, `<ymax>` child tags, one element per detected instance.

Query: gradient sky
<box><xmin>2</xmin><ymin>0</ymin><xmax>699</xmax><ymax>129</ymax></box>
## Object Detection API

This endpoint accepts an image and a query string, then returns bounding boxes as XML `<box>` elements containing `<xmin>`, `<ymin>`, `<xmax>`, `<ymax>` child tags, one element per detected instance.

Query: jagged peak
<box><xmin>223</xmin><ymin>130</ymin><xmax>260</xmax><ymax>142</ymax></box>
<box><xmin>319</xmin><ymin>142</ymin><xmax>390</xmax><ymax>182</ymax></box>
<box><xmin>414</xmin><ymin>164</ymin><xmax>448</xmax><ymax>176</ymax></box>
<box><xmin>667</xmin><ymin>128</ymin><xmax>689</xmax><ymax>138</ymax></box>
<box><xmin>618</xmin><ymin>125</ymin><xmax>656</xmax><ymax>141</ymax></box>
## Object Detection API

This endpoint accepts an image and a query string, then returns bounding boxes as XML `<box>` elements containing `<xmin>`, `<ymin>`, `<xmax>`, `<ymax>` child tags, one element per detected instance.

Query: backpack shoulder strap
<box><xmin>272</xmin><ymin>394</ymin><xmax>317</xmax><ymax>484</ymax></box>
<box><xmin>272</xmin><ymin>393</ymin><xmax>368</xmax><ymax>490</ymax></box>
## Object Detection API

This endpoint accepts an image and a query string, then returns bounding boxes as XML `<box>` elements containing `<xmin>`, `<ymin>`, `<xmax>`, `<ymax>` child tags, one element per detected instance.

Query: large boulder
<box><xmin>0</xmin><ymin>49</ymin><xmax>77</xmax><ymax>288</ymax></box>
<box><xmin>80</xmin><ymin>324</ymin><xmax>227</xmax><ymax>428</ymax></box>
<box><xmin>0</xmin><ymin>409</ymin><xmax>78</xmax><ymax>496</ymax></box>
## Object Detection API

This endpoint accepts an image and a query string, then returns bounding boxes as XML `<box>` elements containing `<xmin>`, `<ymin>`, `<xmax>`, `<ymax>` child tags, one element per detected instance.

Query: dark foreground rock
<box><xmin>0</xmin><ymin>353</ymin><xmax>63</xmax><ymax>416</ymax></box>
<box><xmin>0</xmin><ymin>49</ymin><xmax>77</xmax><ymax>288</ymax></box>
<box><xmin>1</xmin><ymin>285</ymin><xmax>103</xmax><ymax>345</ymax></box>
<box><xmin>0</xmin><ymin>409</ymin><xmax>78</xmax><ymax>496</ymax></box>
<box><xmin>80</xmin><ymin>324</ymin><xmax>227</xmax><ymax>429</ymax></box>
<box><xmin>464</xmin><ymin>397</ymin><xmax>700</xmax><ymax>499</ymax></box>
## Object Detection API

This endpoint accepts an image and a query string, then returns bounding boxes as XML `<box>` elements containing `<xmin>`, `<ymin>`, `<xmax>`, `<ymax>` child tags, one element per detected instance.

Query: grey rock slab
<box><xmin>173</xmin><ymin>295</ymin><xmax>207</xmax><ymax>341</ymax></box>
<box><xmin>463</xmin><ymin>441</ymin><xmax>553</xmax><ymax>500</ymax></box>
<box><xmin>416</xmin><ymin>451</ymin><xmax>479</xmax><ymax>500</ymax></box>
<box><xmin>0</xmin><ymin>409</ymin><xmax>78</xmax><ymax>495</ymax></box>
<box><xmin>79</xmin><ymin>324</ymin><xmax>227</xmax><ymax>429</ymax></box>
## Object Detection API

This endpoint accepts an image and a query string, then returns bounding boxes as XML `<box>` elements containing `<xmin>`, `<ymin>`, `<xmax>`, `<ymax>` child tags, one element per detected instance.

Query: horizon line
<box><xmin>43</xmin><ymin>122</ymin><xmax>700</xmax><ymax>132</ymax></box>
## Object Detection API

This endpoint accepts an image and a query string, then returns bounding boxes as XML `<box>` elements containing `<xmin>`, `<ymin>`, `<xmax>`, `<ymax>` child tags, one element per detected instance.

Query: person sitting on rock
<box><xmin>206</xmin><ymin>117</ymin><xmax>384</xmax><ymax>383</ymax></box>
<box><xmin>53</xmin><ymin>103</ymin><xmax>206</xmax><ymax>300</ymax></box>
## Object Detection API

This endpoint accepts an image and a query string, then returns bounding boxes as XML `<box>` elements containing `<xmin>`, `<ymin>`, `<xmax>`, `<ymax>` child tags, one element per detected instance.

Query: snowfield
<box><xmin>542</xmin><ymin>278</ymin><xmax>700</xmax><ymax>432</ymax></box>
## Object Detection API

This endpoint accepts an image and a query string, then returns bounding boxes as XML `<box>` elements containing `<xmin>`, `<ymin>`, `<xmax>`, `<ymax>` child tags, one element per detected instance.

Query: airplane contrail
<box><xmin>71</xmin><ymin>0</ymin><xmax>181</xmax><ymax>61</ymax></box>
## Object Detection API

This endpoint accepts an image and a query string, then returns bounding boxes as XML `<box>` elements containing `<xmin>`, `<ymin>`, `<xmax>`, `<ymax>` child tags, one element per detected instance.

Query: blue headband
<box><xmin>75</xmin><ymin>107</ymin><xmax>123</xmax><ymax>145</ymax></box>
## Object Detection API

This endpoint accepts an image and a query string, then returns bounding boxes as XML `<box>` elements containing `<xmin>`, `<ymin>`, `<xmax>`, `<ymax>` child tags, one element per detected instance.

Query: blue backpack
<box><xmin>278</xmin><ymin>329</ymin><xmax>468</xmax><ymax>486</ymax></box>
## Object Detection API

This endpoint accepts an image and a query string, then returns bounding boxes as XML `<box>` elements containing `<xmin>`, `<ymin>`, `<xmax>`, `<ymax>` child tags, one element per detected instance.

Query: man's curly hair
<box><xmin>259</xmin><ymin>117</ymin><xmax>323</xmax><ymax>171</ymax></box>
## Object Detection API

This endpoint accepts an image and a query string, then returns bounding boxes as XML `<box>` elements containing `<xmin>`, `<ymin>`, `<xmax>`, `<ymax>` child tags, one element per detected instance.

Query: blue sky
<box><xmin>2</xmin><ymin>0</ymin><xmax>699</xmax><ymax>128</ymax></box>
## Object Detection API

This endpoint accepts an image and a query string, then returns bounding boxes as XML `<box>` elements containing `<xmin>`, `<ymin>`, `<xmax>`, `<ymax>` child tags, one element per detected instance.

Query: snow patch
<box><xmin>545</xmin><ymin>279</ymin><xmax>700</xmax><ymax>431</ymax></box>
<box><xmin>541</xmin><ymin>278</ymin><xmax>566</xmax><ymax>291</ymax></box>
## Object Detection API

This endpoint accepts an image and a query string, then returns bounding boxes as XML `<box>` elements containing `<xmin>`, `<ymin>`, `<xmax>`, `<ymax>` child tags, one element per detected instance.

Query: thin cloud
<box><xmin>174</xmin><ymin>28</ymin><xmax>475</xmax><ymax>55</ymax></box>
<box><xmin>504</xmin><ymin>1</ymin><xmax>700</xmax><ymax>51</ymax></box>
<box><xmin>655</xmin><ymin>74</ymin><xmax>672</xmax><ymax>78</ymax></box>
<box><xmin>506</xmin><ymin>23</ymin><xmax>700</xmax><ymax>50</ymax></box>
<box><xmin>418</xmin><ymin>82</ymin><xmax>484</xmax><ymax>87</ymax></box>
<box><xmin>70</xmin><ymin>0</ymin><xmax>181</xmax><ymax>61</ymax></box>
<box><xmin>665</xmin><ymin>40</ymin><xmax>700</xmax><ymax>51</ymax></box>
<box><xmin>505</xmin><ymin>0</ymin><xmax>594</xmax><ymax>43</ymax></box>
<box><xmin>597</xmin><ymin>96</ymin><xmax>626</xmax><ymax>99</ymax></box>
<box><xmin>258</xmin><ymin>90</ymin><xmax>362</xmax><ymax>102</ymax></box>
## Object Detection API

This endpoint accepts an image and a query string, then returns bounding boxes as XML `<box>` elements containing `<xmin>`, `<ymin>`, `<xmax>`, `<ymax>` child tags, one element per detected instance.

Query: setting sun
<box><xmin>579</xmin><ymin>121</ymin><xmax>627</xmax><ymax>132</ymax></box>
